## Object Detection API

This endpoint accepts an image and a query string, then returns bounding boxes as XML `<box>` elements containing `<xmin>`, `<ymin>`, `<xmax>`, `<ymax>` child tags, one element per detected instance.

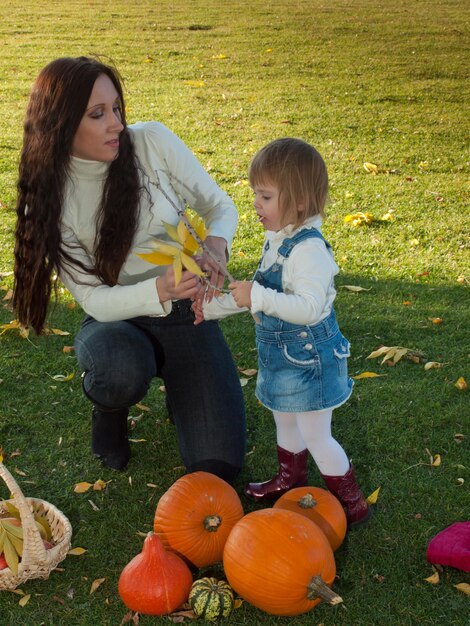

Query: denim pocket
<box><xmin>333</xmin><ymin>336</ymin><xmax>350</xmax><ymax>376</ymax></box>
<box><xmin>282</xmin><ymin>339</ymin><xmax>320</xmax><ymax>368</ymax></box>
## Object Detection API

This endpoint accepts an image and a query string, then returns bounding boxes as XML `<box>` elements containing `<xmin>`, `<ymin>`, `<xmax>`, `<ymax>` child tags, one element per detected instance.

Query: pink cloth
<box><xmin>426</xmin><ymin>522</ymin><xmax>470</xmax><ymax>572</ymax></box>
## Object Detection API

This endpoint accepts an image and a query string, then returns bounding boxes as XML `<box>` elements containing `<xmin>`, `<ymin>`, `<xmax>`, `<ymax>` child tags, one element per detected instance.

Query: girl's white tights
<box><xmin>273</xmin><ymin>408</ymin><xmax>350</xmax><ymax>476</ymax></box>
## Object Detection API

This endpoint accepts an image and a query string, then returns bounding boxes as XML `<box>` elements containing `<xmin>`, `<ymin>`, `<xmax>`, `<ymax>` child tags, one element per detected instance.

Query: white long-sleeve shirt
<box><xmin>60</xmin><ymin>122</ymin><xmax>238</xmax><ymax>322</ymax></box>
<box><xmin>203</xmin><ymin>216</ymin><xmax>339</xmax><ymax>326</ymax></box>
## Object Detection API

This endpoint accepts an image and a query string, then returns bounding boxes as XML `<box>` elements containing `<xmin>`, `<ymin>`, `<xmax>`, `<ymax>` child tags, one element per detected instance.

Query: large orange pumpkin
<box><xmin>154</xmin><ymin>471</ymin><xmax>244</xmax><ymax>568</ymax></box>
<box><xmin>273</xmin><ymin>486</ymin><xmax>347</xmax><ymax>551</ymax></box>
<box><xmin>223</xmin><ymin>508</ymin><xmax>342</xmax><ymax>616</ymax></box>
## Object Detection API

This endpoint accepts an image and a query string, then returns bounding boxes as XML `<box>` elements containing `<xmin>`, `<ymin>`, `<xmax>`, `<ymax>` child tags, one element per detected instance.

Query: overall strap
<box><xmin>278</xmin><ymin>227</ymin><xmax>331</xmax><ymax>259</ymax></box>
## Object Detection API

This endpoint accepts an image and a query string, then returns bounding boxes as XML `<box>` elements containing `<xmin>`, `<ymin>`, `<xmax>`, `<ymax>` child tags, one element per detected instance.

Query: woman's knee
<box><xmin>75</xmin><ymin>319</ymin><xmax>156</xmax><ymax>408</ymax></box>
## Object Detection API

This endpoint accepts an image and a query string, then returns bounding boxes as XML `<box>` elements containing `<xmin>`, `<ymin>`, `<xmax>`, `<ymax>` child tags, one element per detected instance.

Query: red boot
<box><xmin>321</xmin><ymin>464</ymin><xmax>372</xmax><ymax>528</ymax></box>
<box><xmin>245</xmin><ymin>446</ymin><xmax>308</xmax><ymax>501</ymax></box>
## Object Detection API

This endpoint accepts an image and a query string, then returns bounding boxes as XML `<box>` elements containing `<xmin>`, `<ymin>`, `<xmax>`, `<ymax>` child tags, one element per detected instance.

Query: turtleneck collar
<box><xmin>69</xmin><ymin>155</ymin><xmax>110</xmax><ymax>181</ymax></box>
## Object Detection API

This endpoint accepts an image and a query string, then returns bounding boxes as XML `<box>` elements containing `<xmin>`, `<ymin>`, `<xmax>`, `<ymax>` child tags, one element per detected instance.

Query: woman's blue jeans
<box><xmin>74</xmin><ymin>301</ymin><xmax>246</xmax><ymax>481</ymax></box>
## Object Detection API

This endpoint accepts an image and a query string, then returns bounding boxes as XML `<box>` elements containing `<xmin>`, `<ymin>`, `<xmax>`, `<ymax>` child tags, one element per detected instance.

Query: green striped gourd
<box><xmin>189</xmin><ymin>577</ymin><xmax>234</xmax><ymax>621</ymax></box>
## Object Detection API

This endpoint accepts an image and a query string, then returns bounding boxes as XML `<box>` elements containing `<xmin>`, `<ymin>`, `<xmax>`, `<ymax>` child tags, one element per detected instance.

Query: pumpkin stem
<box><xmin>307</xmin><ymin>575</ymin><xmax>343</xmax><ymax>605</ymax></box>
<box><xmin>298</xmin><ymin>493</ymin><xmax>317</xmax><ymax>509</ymax></box>
<box><xmin>203</xmin><ymin>515</ymin><xmax>222</xmax><ymax>532</ymax></box>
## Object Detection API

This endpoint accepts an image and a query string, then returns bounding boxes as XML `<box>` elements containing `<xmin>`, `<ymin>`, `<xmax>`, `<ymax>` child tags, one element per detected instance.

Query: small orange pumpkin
<box><xmin>154</xmin><ymin>471</ymin><xmax>244</xmax><ymax>568</ymax></box>
<box><xmin>273</xmin><ymin>486</ymin><xmax>347</xmax><ymax>551</ymax></box>
<box><xmin>118</xmin><ymin>532</ymin><xmax>193</xmax><ymax>615</ymax></box>
<box><xmin>223</xmin><ymin>508</ymin><xmax>342</xmax><ymax>616</ymax></box>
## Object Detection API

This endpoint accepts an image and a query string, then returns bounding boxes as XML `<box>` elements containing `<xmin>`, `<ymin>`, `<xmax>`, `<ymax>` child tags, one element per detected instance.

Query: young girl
<box><xmin>196</xmin><ymin>138</ymin><xmax>371</xmax><ymax>527</ymax></box>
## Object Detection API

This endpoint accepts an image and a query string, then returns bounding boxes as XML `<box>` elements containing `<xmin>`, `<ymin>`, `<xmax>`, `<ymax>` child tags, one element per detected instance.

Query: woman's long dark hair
<box><xmin>13</xmin><ymin>56</ymin><xmax>141</xmax><ymax>333</ymax></box>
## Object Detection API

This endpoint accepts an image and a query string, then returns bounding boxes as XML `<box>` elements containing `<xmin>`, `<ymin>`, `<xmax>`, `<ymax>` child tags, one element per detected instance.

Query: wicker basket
<box><xmin>0</xmin><ymin>462</ymin><xmax>72</xmax><ymax>590</ymax></box>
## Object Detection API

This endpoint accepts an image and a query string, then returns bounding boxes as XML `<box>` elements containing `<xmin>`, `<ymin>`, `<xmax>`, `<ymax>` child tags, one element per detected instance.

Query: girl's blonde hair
<box><xmin>249</xmin><ymin>138</ymin><xmax>328</xmax><ymax>228</ymax></box>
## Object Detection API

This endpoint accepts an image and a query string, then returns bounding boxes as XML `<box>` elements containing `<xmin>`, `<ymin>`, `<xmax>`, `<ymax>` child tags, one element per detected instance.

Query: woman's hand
<box><xmin>156</xmin><ymin>266</ymin><xmax>200</xmax><ymax>303</ymax></box>
<box><xmin>229</xmin><ymin>280</ymin><xmax>252</xmax><ymax>308</ymax></box>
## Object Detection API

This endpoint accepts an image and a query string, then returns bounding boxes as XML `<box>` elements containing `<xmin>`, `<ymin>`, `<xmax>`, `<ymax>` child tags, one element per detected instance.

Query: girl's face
<box><xmin>252</xmin><ymin>183</ymin><xmax>286</xmax><ymax>232</ymax></box>
<box><xmin>72</xmin><ymin>73</ymin><xmax>124</xmax><ymax>162</ymax></box>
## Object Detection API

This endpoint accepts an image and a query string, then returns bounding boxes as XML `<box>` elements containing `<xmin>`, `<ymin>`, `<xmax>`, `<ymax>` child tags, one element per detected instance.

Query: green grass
<box><xmin>0</xmin><ymin>0</ymin><xmax>469</xmax><ymax>624</ymax></box>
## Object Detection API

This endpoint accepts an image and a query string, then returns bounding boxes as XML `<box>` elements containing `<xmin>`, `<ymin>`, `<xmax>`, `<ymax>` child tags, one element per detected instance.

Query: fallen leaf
<box><xmin>168</xmin><ymin>609</ymin><xmax>198</xmax><ymax>622</ymax></box>
<box><xmin>184</xmin><ymin>80</ymin><xmax>205</xmax><ymax>87</ymax></box>
<box><xmin>424</xmin><ymin>361</ymin><xmax>443</xmax><ymax>370</ymax></box>
<box><xmin>431</xmin><ymin>454</ymin><xmax>441</xmax><ymax>467</ymax></box>
<box><xmin>19</xmin><ymin>594</ymin><xmax>31</xmax><ymax>607</ymax></box>
<box><xmin>428</xmin><ymin>317</ymin><xmax>442</xmax><ymax>325</ymax></box>
<box><xmin>363</xmin><ymin>162</ymin><xmax>379</xmax><ymax>174</ymax></box>
<box><xmin>366</xmin><ymin>487</ymin><xmax>381</xmax><ymax>504</ymax></box>
<box><xmin>88</xmin><ymin>500</ymin><xmax>100</xmax><ymax>511</ymax></box>
<box><xmin>50</xmin><ymin>372</ymin><xmax>75</xmax><ymax>382</ymax></box>
<box><xmin>93</xmin><ymin>479</ymin><xmax>108</xmax><ymax>491</ymax></box>
<box><xmin>456</xmin><ymin>478</ymin><xmax>465</xmax><ymax>486</ymax></box>
<box><xmin>68</xmin><ymin>547</ymin><xmax>87</xmax><ymax>556</ymax></box>
<box><xmin>403</xmin><ymin>300</ymin><xmax>413</xmax><ymax>306</ymax></box>
<box><xmin>424</xmin><ymin>571</ymin><xmax>440</xmax><ymax>585</ymax></box>
<box><xmin>352</xmin><ymin>372</ymin><xmax>385</xmax><ymax>380</ymax></box>
<box><xmin>239</xmin><ymin>378</ymin><xmax>249</xmax><ymax>387</ymax></box>
<box><xmin>454</xmin><ymin>582</ymin><xmax>470</xmax><ymax>596</ymax></box>
<box><xmin>74</xmin><ymin>482</ymin><xmax>93</xmax><ymax>493</ymax></box>
<box><xmin>62</xmin><ymin>346</ymin><xmax>75</xmax><ymax>353</ymax></box>
<box><xmin>454</xmin><ymin>376</ymin><xmax>468</xmax><ymax>391</ymax></box>
<box><xmin>339</xmin><ymin>285</ymin><xmax>372</xmax><ymax>292</ymax></box>
<box><xmin>129</xmin><ymin>438</ymin><xmax>147</xmax><ymax>443</ymax></box>
<box><xmin>239</xmin><ymin>368</ymin><xmax>257</xmax><ymax>376</ymax></box>
<box><xmin>90</xmin><ymin>577</ymin><xmax>106</xmax><ymax>594</ymax></box>
<box><xmin>49</xmin><ymin>328</ymin><xmax>70</xmax><ymax>336</ymax></box>
<box><xmin>454</xmin><ymin>433</ymin><xmax>465</xmax><ymax>442</ymax></box>
<box><xmin>135</xmin><ymin>403</ymin><xmax>150</xmax><ymax>412</ymax></box>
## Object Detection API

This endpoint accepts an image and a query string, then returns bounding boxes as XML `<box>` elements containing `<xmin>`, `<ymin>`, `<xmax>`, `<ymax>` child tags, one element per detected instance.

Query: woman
<box><xmin>13</xmin><ymin>56</ymin><xmax>246</xmax><ymax>481</ymax></box>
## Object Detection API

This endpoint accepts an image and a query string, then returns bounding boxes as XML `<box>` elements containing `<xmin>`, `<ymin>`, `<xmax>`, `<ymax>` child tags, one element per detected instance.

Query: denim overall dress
<box><xmin>254</xmin><ymin>228</ymin><xmax>353</xmax><ymax>413</ymax></box>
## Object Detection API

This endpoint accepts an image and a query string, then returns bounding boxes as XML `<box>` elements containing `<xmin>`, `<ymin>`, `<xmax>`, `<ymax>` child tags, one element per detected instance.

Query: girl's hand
<box><xmin>195</xmin><ymin>235</ymin><xmax>228</xmax><ymax>301</ymax></box>
<box><xmin>191</xmin><ymin>298</ymin><xmax>205</xmax><ymax>325</ymax></box>
<box><xmin>157</xmin><ymin>266</ymin><xmax>200</xmax><ymax>303</ymax></box>
<box><xmin>229</xmin><ymin>280</ymin><xmax>252</xmax><ymax>308</ymax></box>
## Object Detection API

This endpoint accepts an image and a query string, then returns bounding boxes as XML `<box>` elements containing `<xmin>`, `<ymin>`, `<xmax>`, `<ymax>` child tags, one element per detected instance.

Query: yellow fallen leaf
<box><xmin>431</xmin><ymin>454</ymin><xmax>441</xmax><ymax>467</ymax></box>
<box><xmin>19</xmin><ymin>594</ymin><xmax>31</xmax><ymax>607</ymax></box>
<box><xmin>352</xmin><ymin>372</ymin><xmax>385</xmax><ymax>380</ymax></box>
<box><xmin>51</xmin><ymin>372</ymin><xmax>75</xmax><ymax>382</ymax></box>
<box><xmin>135</xmin><ymin>403</ymin><xmax>150</xmax><ymax>412</ymax></box>
<box><xmin>339</xmin><ymin>285</ymin><xmax>372</xmax><ymax>292</ymax></box>
<box><xmin>68</xmin><ymin>547</ymin><xmax>87</xmax><ymax>556</ymax></box>
<box><xmin>73</xmin><ymin>482</ymin><xmax>93</xmax><ymax>493</ymax></box>
<box><xmin>62</xmin><ymin>346</ymin><xmax>75</xmax><ymax>353</ymax></box>
<box><xmin>454</xmin><ymin>583</ymin><xmax>470</xmax><ymax>596</ymax></box>
<box><xmin>428</xmin><ymin>317</ymin><xmax>442</xmax><ymax>325</ymax></box>
<box><xmin>49</xmin><ymin>328</ymin><xmax>71</xmax><ymax>336</ymax></box>
<box><xmin>93</xmin><ymin>479</ymin><xmax>107</xmax><ymax>491</ymax></box>
<box><xmin>419</xmin><ymin>160</ymin><xmax>428</xmax><ymax>169</ymax></box>
<box><xmin>424</xmin><ymin>571</ymin><xmax>440</xmax><ymax>585</ymax></box>
<box><xmin>366</xmin><ymin>487</ymin><xmax>381</xmax><ymax>504</ymax></box>
<box><xmin>90</xmin><ymin>577</ymin><xmax>106</xmax><ymax>594</ymax></box>
<box><xmin>212</xmin><ymin>53</ymin><xmax>227</xmax><ymax>59</ymax></box>
<box><xmin>424</xmin><ymin>361</ymin><xmax>442</xmax><ymax>370</ymax></box>
<box><xmin>129</xmin><ymin>438</ymin><xmax>147</xmax><ymax>443</ymax></box>
<box><xmin>184</xmin><ymin>80</ymin><xmax>205</xmax><ymax>87</ymax></box>
<box><xmin>455</xmin><ymin>376</ymin><xmax>468</xmax><ymax>391</ymax></box>
<box><xmin>363</xmin><ymin>162</ymin><xmax>379</xmax><ymax>174</ymax></box>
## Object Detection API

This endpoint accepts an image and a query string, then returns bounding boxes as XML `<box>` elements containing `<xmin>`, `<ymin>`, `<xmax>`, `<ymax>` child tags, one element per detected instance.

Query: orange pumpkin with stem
<box><xmin>154</xmin><ymin>471</ymin><xmax>244</xmax><ymax>568</ymax></box>
<box><xmin>223</xmin><ymin>508</ymin><xmax>342</xmax><ymax>616</ymax></box>
<box><xmin>118</xmin><ymin>532</ymin><xmax>193</xmax><ymax>615</ymax></box>
<box><xmin>273</xmin><ymin>486</ymin><xmax>347</xmax><ymax>551</ymax></box>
